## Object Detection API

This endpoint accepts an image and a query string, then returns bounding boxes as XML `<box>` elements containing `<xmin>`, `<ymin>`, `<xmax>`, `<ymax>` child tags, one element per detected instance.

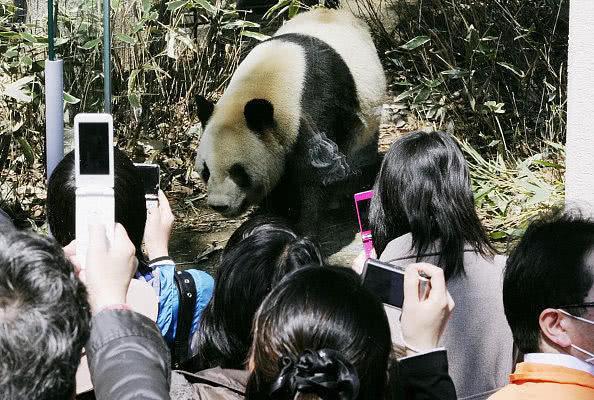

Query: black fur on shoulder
<box><xmin>300</xmin><ymin>114</ymin><xmax>351</xmax><ymax>186</ymax></box>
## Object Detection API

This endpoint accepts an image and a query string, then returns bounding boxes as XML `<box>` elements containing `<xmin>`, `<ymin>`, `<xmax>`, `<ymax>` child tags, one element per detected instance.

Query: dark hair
<box><xmin>47</xmin><ymin>148</ymin><xmax>146</xmax><ymax>250</ymax></box>
<box><xmin>0</xmin><ymin>229</ymin><xmax>91</xmax><ymax>398</ymax></box>
<box><xmin>503</xmin><ymin>209</ymin><xmax>594</xmax><ymax>353</ymax></box>
<box><xmin>369</xmin><ymin>130</ymin><xmax>493</xmax><ymax>280</ymax></box>
<box><xmin>190</xmin><ymin>216</ymin><xmax>323</xmax><ymax>371</ymax></box>
<box><xmin>245</xmin><ymin>266</ymin><xmax>391</xmax><ymax>400</ymax></box>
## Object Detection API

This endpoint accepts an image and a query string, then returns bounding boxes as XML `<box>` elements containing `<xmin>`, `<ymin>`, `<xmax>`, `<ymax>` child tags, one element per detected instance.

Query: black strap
<box><xmin>171</xmin><ymin>269</ymin><xmax>197</xmax><ymax>369</ymax></box>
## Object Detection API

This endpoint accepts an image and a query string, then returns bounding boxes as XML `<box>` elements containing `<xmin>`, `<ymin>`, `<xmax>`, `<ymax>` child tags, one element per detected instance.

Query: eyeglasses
<box><xmin>557</xmin><ymin>302</ymin><xmax>594</xmax><ymax>309</ymax></box>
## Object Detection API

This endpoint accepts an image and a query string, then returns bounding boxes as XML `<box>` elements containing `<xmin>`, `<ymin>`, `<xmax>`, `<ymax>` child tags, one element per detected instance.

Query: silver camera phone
<box><xmin>361</xmin><ymin>258</ymin><xmax>430</xmax><ymax>309</ymax></box>
<box><xmin>74</xmin><ymin>113</ymin><xmax>115</xmax><ymax>267</ymax></box>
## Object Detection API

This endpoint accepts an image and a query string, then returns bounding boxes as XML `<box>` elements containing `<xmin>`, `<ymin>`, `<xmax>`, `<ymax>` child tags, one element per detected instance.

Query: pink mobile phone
<box><xmin>354</xmin><ymin>190</ymin><xmax>374</xmax><ymax>259</ymax></box>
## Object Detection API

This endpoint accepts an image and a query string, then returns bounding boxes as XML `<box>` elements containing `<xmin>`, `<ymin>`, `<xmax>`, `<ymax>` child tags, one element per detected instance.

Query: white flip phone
<box><xmin>74</xmin><ymin>113</ymin><xmax>115</xmax><ymax>268</ymax></box>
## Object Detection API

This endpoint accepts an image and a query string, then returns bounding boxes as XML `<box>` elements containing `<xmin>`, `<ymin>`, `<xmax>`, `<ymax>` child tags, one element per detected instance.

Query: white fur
<box><xmin>196</xmin><ymin>9</ymin><xmax>386</xmax><ymax>216</ymax></box>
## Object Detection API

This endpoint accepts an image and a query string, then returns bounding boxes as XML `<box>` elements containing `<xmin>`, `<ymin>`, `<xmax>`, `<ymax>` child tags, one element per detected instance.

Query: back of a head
<box><xmin>369</xmin><ymin>130</ymin><xmax>492</xmax><ymax>279</ymax></box>
<box><xmin>246</xmin><ymin>266</ymin><xmax>391</xmax><ymax>400</ymax></box>
<box><xmin>0</xmin><ymin>208</ymin><xmax>15</xmax><ymax>231</ymax></box>
<box><xmin>191</xmin><ymin>216</ymin><xmax>323</xmax><ymax>371</ymax></box>
<box><xmin>504</xmin><ymin>209</ymin><xmax>594</xmax><ymax>354</ymax></box>
<box><xmin>0</xmin><ymin>229</ymin><xmax>90</xmax><ymax>399</ymax></box>
<box><xmin>47</xmin><ymin>148</ymin><xmax>146</xmax><ymax>250</ymax></box>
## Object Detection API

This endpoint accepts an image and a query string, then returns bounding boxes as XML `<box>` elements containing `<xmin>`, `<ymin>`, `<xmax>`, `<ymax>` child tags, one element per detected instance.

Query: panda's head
<box><xmin>195</xmin><ymin>95</ymin><xmax>287</xmax><ymax>217</ymax></box>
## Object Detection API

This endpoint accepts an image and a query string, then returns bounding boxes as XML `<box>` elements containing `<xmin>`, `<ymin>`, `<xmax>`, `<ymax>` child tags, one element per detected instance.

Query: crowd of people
<box><xmin>1</xmin><ymin>130</ymin><xmax>593</xmax><ymax>400</ymax></box>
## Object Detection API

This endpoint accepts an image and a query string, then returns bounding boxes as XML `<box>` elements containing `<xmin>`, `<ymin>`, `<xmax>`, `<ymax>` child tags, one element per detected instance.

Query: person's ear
<box><xmin>539</xmin><ymin>308</ymin><xmax>572</xmax><ymax>349</ymax></box>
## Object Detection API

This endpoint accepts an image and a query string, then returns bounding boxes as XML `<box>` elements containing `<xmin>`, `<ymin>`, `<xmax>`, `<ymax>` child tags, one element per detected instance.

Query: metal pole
<box><xmin>48</xmin><ymin>0</ymin><xmax>54</xmax><ymax>61</ymax></box>
<box><xmin>103</xmin><ymin>0</ymin><xmax>111</xmax><ymax>113</ymax></box>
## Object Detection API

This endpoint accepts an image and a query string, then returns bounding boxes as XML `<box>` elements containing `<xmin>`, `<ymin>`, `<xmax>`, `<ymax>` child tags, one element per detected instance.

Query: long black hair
<box><xmin>369</xmin><ymin>130</ymin><xmax>493</xmax><ymax>280</ymax></box>
<box><xmin>190</xmin><ymin>215</ymin><xmax>323</xmax><ymax>371</ymax></box>
<box><xmin>245</xmin><ymin>266</ymin><xmax>391</xmax><ymax>400</ymax></box>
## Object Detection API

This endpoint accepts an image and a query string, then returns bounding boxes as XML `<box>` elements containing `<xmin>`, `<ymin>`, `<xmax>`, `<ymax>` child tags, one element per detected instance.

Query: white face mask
<box><xmin>558</xmin><ymin>309</ymin><xmax>594</xmax><ymax>363</ymax></box>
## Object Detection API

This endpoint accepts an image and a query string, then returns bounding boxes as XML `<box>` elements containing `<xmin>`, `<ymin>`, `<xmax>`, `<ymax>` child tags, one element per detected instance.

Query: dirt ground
<box><xmin>168</xmin><ymin>112</ymin><xmax>410</xmax><ymax>275</ymax></box>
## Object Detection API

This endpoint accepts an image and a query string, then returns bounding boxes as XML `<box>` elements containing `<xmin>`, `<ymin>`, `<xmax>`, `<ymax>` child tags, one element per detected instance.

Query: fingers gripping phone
<box><xmin>354</xmin><ymin>190</ymin><xmax>374</xmax><ymax>258</ymax></box>
<box><xmin>134</xmin><ymin>163</ymin><xmax>160</xmax><ymax>209</ymax></box>
<box><xmin>362</xmin><ymin>258</ymin><xmax>429</xmax><ymax>309</ymax></box>
<box><xmin>75</xmin><ymin>113</ymin><xmax>115</xmax><ymax>267</ymax></box>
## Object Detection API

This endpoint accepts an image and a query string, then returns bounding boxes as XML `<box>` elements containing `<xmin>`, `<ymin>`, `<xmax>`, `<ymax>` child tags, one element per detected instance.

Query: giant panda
<box><xmin>195</xmin><ymin>8</ymin><xmax>386</xmax><ymax>233</ymax></box>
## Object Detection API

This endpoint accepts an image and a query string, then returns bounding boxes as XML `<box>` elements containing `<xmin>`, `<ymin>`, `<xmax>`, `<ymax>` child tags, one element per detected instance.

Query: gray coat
<box><xmin>170</xmin><ymin>368</ymin><xmax>247</xmax><ymax>399</ymax></box>
<box><xmin>380</xmin><ymin>233</ymin><xmax>513</xmax><ymax>400</ymax></box>
<box><xmin>86</xmin><ymin>309</ymin><xmax>172</xmax><ymax>399</ymax></box>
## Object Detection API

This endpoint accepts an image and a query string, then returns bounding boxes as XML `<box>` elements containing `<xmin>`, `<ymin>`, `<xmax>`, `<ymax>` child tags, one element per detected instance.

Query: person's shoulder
<box><xmin>379</xmin><ymin>233</ymin><xmax>414</xmax><ymax>261</ymax></box>
<box><xmin>462</xmin><ymin>249</ymin><xmax>507</xmax><ymax>275</ymax></box>
<box><xmin>176</xmin><ymin>367</ymin><xmax>247</xmax><ymax>399</ymax></box>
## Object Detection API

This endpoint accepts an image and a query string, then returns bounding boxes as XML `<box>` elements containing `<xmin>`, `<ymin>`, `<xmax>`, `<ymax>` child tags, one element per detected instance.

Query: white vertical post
<box><xmin>45</xmin><ymin>59</ymin><xmax>64</xmax><ymax>181</ymax></box>
<box><xmin>566</xmin><ymin>0</ymin><xmax>594</xmax><ymax>212</ymax></box>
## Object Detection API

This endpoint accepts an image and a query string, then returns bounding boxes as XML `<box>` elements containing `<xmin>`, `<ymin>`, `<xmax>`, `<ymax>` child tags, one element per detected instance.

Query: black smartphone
<box><xmin>134</xmin><ymin>163</ymin><xmax>160</xmax><ymax>205</ymax></box>
<box><xmin>361</xmin><ymin>258</ymin><xmax>429</xmax><ymax>309</ymax></box>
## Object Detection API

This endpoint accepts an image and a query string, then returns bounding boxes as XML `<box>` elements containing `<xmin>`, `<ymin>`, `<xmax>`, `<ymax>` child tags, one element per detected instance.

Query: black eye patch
<box><xmin>201</xmin><ymin>162</ymin><xmax>210</xmax><ymax>182</ymax></box>
<box><xmin>229</xmin><ymin>163</ymin><xmax>252</xmax><ymax>188</ymax></box>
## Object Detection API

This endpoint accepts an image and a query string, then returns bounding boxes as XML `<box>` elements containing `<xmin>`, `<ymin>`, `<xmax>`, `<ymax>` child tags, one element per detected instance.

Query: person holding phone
<box><xmin>46</xmin><ymin>148</ymin><xmax>214</xmax><ymax>369</ymax></box>
<box><xmin>83</xmin><ymin>262</ymin><xmax>457</xmax><ymax>400</ymax></box>
<box><xmin>367</xmin><ymin>130</ymin><xmax>513</xmax><ymax>400</ymax></box>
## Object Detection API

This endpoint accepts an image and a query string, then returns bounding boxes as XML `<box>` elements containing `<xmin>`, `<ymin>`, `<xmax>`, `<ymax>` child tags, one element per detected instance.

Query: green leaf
<box><xmin>128</xmin><ymin>93</ymin><xmax>142</xmax><ymax>109</ymax></box>
<box><xmin>55</xmin><ymin>37</ymin><xmax>69</xmax><ymax>46</ymax></box>
<box><xmin>63</xmin><ymin>91</ymin><xmax>81</xmax><ymax>104</ymax></box>
<box><xmin>497</xmin><ymin>62</ymin><xmax>525</xmax><ymax>78</ymax></box>
<box><xmin>80</xmin><ymin>38</ymin><xmax>100</xmax><ymax>50</ymax></box>
<box><xmin>484</xmin><ymin>101</ymin><xmax>506</xmax><ymax>114</ymax></box>
<box><xmin>440</xmin><ymin>68</ymin><xmax>467</xmax><ymax>78</ymax></box>
<box><xmin>222</xmin><ymin>20</ymin><xmax>260</xmax><ymax>29</ymax></box>
<box><xmin>192</xmin><ymin>0</ymin><xmax>217</xmax><ymax>15</ymax></box>
<box><xmin>166</xmin><ymin>0</ymin><xmax>188</xmax><ymax>11</ymax></box>
<box><xmin>115</xmin><ymin>33</ymin><xmax>137</xmax><ymax>44</ymax></box>
<box><xmin>1</xmin><ymin>76</ymin><xmax>34</xmax><ymax>102</ymax></box>
<box><xmin>490</xmin><ymin>231</ymin><xmax>507</xmax><ymax>240</ymax></box>
<box><xmin>288</xmin><ymin>0</ymin><xmax>300</xmax><ymax>18</ymax></box>
<box><xmin>20</xmin><ymin>55</ymin><xmax>32</xmax><ymax>66</ymax></box>
<box><xmin>127</xmin><ymin>69</ymin><xmax>141</xmax><ymax>94</ymax></box>
<box><xmin>0</xmin><ymin>31</ymin><xmax>19</xmax><ymax>39</ymax></box>
<box><xmin>142</xmin><ymin>0</ymin><xmax>153</xmax><ymax>13</ymax></box>
<box><xmin>17</xmin><ymin>136</ymin><xmax>35</xmax><ymax>166</ymax></box>
<box><xmin>241</xmin><ymin>30</ymin><xmax>270</xmax><ymax>41</ymax></box>
<box><xmin>394</xmin><ymin>87</ymin><xmax>418</xmax><ymax>102</ymax></box>
<box><xmin>4</xmin><ymin>49</ymin><xmax>18</xmax><ymax>58</ymax></box>
<box><xmin>399</xmin><ymin>36</ymin><xmax>430</xmax><ymax>51</ymax></box>
<box><xmin>413</xmin><ymin>87</ymin><xmax>431</xmax><ymax>103</ymax></box>
<box><xmin>20</xmin><ymin>32</ymin><xmax>36</xmax><ymax>43</ymax></box>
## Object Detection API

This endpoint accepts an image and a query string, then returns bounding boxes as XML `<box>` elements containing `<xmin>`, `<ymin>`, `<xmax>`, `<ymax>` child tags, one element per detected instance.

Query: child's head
<box><xmin>47</xmin><ymin>149</ymin><xmax>146</xmax><ymax>250</ymax></box>
<box><xmin>245</xmin><ymin>266</ymin><xmax>391</xmax><ymax>400</ymax></box>
<box><xmin>191</xmin><ymin>215</ymin><xmax>323</xmax><ymax>370</ymax></box>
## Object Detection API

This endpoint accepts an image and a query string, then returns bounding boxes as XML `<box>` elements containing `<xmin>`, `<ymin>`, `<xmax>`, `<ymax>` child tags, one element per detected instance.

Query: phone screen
<box><xmin>79</xmin><ymin>122</ymin><xmax>110</xmax><ymax>175</ymax></box>
<box><xmin>357</xmin><ymin>197</ymin><xmax>372</xmax><ymax>232</ymax></box>
<box><xmin>363</xmin><ymin>262</ymin><xmax>405</xmax><ymax>308</ymax></box>
<box><xmin>136</xmin><ymin>165</ymin><xmax>159</xmax><ymax>196</ymax></box>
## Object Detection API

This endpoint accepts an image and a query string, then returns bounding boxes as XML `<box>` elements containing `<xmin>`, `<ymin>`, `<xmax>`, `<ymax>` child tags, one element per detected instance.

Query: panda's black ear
<box><xmin>244</xmin><ymin>99</ymin><xmax>274</xmax><ymax>134</ymax></box>
<box><xmin>196</xmin><ymin>95</ymin><xmax>215</xmax><ymax>127</ymax></box>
